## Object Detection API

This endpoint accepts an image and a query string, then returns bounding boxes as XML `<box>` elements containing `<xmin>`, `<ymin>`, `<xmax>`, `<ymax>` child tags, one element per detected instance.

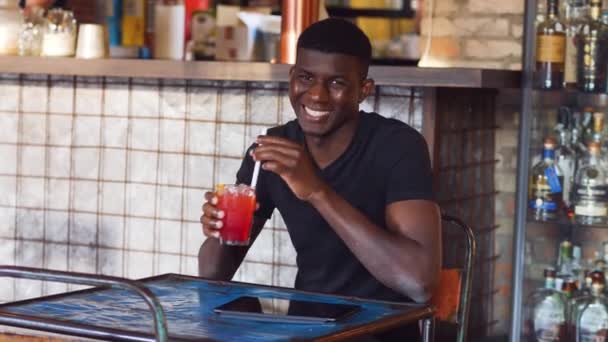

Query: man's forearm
<box><xmin>197</xmin><ymin>239</ymin><xmax>245</xmax><ymax>280</ymax></box>
<box><xmin>308</xmin><ymin>186</ymin><xmax>440</xmax><ymax>302</ymax></box>
<box><xmin>198</xmin><ymin>217</ymin><xmax>267</xmax><ymax>281</ymax></box>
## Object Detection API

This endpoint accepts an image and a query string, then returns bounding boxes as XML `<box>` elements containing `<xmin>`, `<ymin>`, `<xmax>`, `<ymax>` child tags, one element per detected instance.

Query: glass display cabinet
<box><xmin>510</xmin><ymin>0</ymin><xmax>608</xmax><ymax>340</ymax></box>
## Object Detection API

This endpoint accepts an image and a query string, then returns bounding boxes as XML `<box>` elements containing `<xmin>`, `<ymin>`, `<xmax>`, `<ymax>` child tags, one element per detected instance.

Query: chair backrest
<box><xmin>430</xmin><ymin>214</ymin><xmax>476</xmax><ymax>342</ymax></box>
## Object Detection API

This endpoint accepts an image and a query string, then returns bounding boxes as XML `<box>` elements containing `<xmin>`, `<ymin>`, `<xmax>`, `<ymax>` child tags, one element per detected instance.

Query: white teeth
<box><xmin>305</xmin><ymin>106</ymin><xmax>330</xmax><ymax>118</ymax></box>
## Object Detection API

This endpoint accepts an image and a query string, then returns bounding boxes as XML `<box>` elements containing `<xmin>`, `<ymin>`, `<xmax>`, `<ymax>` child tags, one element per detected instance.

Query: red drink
<box><xmin>216</xmin><ymin>184</ymin><xmax>256</xmax><ymax>246</ymax></box>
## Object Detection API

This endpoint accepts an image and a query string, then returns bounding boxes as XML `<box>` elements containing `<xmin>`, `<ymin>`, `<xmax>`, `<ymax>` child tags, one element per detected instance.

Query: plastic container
<box><xmin>0</xmin><ymin>0</ymin><xmax>22</xmax><ymax>56</ymax></box>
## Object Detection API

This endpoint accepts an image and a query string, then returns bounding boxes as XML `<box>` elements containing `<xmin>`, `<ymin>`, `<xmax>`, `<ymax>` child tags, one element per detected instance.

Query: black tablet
<box><xmin>213</xmin><ymin>296</ymin><xmax>360</xmax><ymax>324</ymax></box>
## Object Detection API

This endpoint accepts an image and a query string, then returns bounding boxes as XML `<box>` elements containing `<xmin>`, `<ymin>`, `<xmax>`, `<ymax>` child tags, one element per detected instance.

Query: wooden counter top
<box><xmin>0</xmin><ymin>56</ymin><xmax>520</xmax><ymax>88</ymax></box>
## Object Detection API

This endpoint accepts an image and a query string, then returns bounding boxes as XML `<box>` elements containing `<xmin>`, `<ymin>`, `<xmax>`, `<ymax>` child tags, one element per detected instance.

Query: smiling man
<box><xmin>199</xmin><ymin>18</ymin><xmax>442</xmax><ymax>341</ymax></box>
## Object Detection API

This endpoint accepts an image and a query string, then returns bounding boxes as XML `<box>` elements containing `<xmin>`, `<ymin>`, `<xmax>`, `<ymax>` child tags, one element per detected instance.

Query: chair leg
<box><xmin>421</xmin><ymin>317</ymin><xmax>435</xmax><ymax>342</ymax></box>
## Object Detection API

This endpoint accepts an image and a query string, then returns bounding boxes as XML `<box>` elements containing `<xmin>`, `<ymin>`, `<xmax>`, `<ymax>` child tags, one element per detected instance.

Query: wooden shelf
<box><xmin>0</xmin><ymin>56</ymin><xmax>521</xmax><ymax>88</ymax></box>
<box><xmin>325</xmin><ymin>6</ymin><xmax>415</xmax><ymax>18</ymax></box>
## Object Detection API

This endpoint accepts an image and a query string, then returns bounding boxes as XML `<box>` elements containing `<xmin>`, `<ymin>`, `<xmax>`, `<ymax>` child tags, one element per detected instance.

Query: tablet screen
<box><xmin>213</xmin><ymin>296</ymin><xmax>360</xmax><ymax>323</ymax></box>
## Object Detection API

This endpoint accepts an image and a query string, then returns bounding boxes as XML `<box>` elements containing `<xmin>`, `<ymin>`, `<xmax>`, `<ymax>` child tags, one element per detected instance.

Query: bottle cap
<box><xmin>590</xmin><ymin>270</ymin><xmax>605</xmax><ymax>285</ymax></box>
<box><xmin>589</xmin><ymin>142</ymin><xmax>601</xmax><ymax>154</ymax></box>
<box><xmin>543</xmin><ymin>137</ymin><xmax>557</xmax><ymax>148</ymax></box>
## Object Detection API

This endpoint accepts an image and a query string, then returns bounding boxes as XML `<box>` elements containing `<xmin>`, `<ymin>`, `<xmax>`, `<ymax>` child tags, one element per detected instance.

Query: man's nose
<box><xmin>307</xmin><ymin>81</ymin><xmax>329</xmax><ymax>102</ymax></box>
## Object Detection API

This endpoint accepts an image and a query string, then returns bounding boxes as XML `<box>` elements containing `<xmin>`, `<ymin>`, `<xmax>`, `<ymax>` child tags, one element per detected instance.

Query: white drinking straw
<box><xmin>250</xmin><ymin>128</ymin><xmax>268</xmax><ymax>189</ymax></box>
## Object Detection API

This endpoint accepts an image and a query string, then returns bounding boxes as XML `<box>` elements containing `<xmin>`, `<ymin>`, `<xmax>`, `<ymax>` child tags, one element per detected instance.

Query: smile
<box><xmin>303</xmin><ymin>106</ymin><xmax>331</xmax><ymax>119</ymax></box>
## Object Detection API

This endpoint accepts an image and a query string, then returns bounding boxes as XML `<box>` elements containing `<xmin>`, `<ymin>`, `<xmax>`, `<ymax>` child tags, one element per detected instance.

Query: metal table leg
<box><xmin>422</xmin><ymin>317</ymin><xmax>435</xmax><ymax>342</ymax></box>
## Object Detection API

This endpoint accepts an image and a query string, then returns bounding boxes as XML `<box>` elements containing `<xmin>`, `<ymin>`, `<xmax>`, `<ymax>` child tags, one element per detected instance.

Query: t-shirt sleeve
<box><xmin>236</xmin><ymin>143</ymin><xmax>275</xmax><ymax>219</ymax></box>
<box><xmin>385</xmin><ymin>132</ymin><xmax>435</xmax><ymax>204</ymax></box>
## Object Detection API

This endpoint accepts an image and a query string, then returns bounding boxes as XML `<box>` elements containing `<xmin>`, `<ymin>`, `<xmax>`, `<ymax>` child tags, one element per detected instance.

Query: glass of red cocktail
<box><xmin>216</xmin><ymin>184</ymin><xmax>256</xmax><ymax>246</ymax></box>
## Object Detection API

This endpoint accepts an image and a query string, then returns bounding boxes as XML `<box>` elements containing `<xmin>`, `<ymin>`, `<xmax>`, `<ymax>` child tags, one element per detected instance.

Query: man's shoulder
<box><xmin>362</xmin><ymin>112</ymin><xmax>425</xmax><ymax>144</ymax></box>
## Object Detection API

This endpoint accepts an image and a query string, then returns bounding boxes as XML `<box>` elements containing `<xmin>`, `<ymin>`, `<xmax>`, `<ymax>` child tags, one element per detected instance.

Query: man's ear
<box><xmin>359</xmin><ymin>78</ymin><xmax>375</xmax><ymax>103</ymax></box>
<box><xmin>289</xmin><ymin>66</ymin><xmax>295</xmax><ymax>78</ymax></box>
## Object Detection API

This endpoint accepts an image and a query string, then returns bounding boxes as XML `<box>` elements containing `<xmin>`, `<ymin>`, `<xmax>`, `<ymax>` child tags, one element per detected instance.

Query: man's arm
<box><xmin>198</xmin><ymin>216</ymin><xmax>266</xmax><ymax>280</ymax></box>
<box><xmin>309</xmin><ymin>190</ymin><xmax>441</xmax><ymax>303</ymax></box>
<box><xmin>253</xmin><ymin>135</ymin><xmax>441</xmax><ymax>303</ymax></box>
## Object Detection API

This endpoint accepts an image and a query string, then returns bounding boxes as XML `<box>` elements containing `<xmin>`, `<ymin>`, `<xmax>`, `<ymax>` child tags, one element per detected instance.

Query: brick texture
<box><xmin>420</xmin><ymin>0</ymin><xmax>524</xmax><ymax>70</ymax></box>
<box><xmin>492</xmin><ymin>94</ymin><xmax>521</xmax><ymax>336</ymax></box>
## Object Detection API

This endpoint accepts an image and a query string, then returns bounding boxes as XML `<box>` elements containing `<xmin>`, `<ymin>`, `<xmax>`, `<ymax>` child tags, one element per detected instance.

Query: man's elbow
<box><xmin>408</xmin><ymin>282</ymin><xmax>435</xmax><ymax>303</ymax></box>
<box><xmin>397</xmin><ymin>272</ymin><xmax>439</xmax><ymax>303</ymax></box>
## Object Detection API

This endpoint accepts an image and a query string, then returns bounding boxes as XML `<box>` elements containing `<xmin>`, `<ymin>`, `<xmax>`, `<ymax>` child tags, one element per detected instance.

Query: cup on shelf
<box><xmin>76</xmin><ymin>24</ymin><xmax>106</xmax><ymax>59</ymax></box>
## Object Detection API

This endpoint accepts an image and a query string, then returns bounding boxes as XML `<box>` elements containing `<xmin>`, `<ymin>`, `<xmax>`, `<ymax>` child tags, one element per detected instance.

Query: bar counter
<box><xmin>0</xmin><ymin>56</ymin><xmax>520</xmax><ymax>88</ymax></box>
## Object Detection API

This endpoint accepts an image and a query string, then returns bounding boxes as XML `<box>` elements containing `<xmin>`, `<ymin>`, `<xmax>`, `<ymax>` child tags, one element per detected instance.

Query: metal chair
<box><xmin>430</xmin><ymin>214</ymin><xmax>476</xmax><ymax>342</ymax></box>
<box><xmin>0</xmin><ymin>266</ymin><xmax>168</xmax><ymax>342</ymax></box>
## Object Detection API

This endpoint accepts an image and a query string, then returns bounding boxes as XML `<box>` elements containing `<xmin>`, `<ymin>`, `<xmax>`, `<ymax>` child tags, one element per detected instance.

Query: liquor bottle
<box><xmin>562</xmin><ymin>277</ymin><xmax>579</xmax><ymax>298</ymax></box>
<box><xmin>576</xmin><ymin>270</ymin><xmax>608</xmax><ymax>341</ymax></box>
<box><xmin>577</xmin><ymin>0</ymin><xmax>608</xmax><ymax>92</ymax></box>
<box><xmin>564</xmin><ymin>0</ymin><xmax>588</xmax><ymax>87</ymax></box>
<box><xmin>573</xmin><ymin>142</ymin><xmax>608</xmax><ymax>225</ymax></box>
<box><xmin>568</xmin><ymin>270</ymin><xmax>598</xmax><ymax>340</ymax></box>
<box><xmin>592</xmin><ymin>112</ymin><xmax>606</xmax><ymax>145</ymax></box>
<box><xmin>556</xmin><ymin>118</ymin><xmax>576</xmax><ymax>208</ymax></box>
<box><xmin>538</xmin><ymin>0</ymin><xmax>548</xmax><ymax>25</ymax></box>
<box><xmin>558</xmin><ymin>240</ymin><xmax>575</xmax><ymax>277</ymax></box>
<box><xmin>572</xmin><ymin>245</ymin><xmax>585</xmax><ymax>287</ymax></box>
<box><xmin>590</xmin><ymin>112</ymin><xmax>608</xmax><ymax>177</ymax></box>
<box><xmin>537</xmin><ymin>0</ymin><xmax>567</xmax><ymax>89</ymax></box>
<box><xmin>529</xmin><ymin>137</ymin><xmax>565</xmax><ymax>220</ymax></box>
<box><xmin>561</xmin><ymin>275</ymin><xmax>579</xmax><ymax>338</ymax></box>
<box><xmin>603</xmin><ymin>242</ymin><xmax>608</xmax><ymax>280</ymax></box>
<box><xmin>526</xmin><ymin>268</ymin><xmax>568</xmax><ymax>341</ymax></box>
<box><xmin>572</xmin><ymin>109</ymin><xmax>590</xmax><ymax>173</ymax></box>
<box><xmin>593</xmin><ymin>250</ymin><xmax>607</xmax><ymax>271</ymax></box>
<box><xmin>582</xmin><ymin>108</ymin><xmax>596</xmax><ymax>149</ymax></box>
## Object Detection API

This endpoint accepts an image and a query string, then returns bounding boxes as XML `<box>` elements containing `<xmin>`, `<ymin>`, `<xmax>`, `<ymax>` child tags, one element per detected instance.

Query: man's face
<box><xmin>288</xmin><ymin>48</ymin><xmax>373</xmax><ymax>137</ymax></box>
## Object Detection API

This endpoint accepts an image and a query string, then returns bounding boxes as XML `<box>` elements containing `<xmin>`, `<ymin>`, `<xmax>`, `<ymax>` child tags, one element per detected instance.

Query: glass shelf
<box><xmin>532</xmin><ymin>88</ymin><xmax>608</xmax><ymax>109</ymax></box>
<box><xmin>527</xmin><ymin>217</ymin><xmax>608</xmax><ymax>230</ymax></box>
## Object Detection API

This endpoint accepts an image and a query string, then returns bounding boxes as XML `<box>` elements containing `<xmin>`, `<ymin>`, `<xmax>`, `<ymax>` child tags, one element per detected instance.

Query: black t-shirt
<box><xmin>236</xmin><ymin>111</ymin><xmax>434</xmax><ymax>340</ymax></box>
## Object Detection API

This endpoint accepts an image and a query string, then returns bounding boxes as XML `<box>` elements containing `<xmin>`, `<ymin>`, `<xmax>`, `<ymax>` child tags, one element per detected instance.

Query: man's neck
<box><xmin>304</xmin><ymin>112</ymin><xmax>361</xmax><ymax>170</ymax></box>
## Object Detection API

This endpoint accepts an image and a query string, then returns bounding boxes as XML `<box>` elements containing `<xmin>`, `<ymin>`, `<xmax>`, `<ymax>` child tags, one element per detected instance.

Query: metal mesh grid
<box><xmin>0</xmin><ymin>74</ymin><xmax>423</xmax><ymax>303</ymax></box>
<box><xmin>435</xmin><ymin>88</ymin><xmax>500</xmax><ymax>338</ymax></box>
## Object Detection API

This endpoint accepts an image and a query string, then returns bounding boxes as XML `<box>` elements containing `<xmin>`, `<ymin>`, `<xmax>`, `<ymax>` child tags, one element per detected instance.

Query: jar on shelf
<box><xmin>41</xmin><ymin>8</ymin><xmax>77</xmax><ymax>57</ymax></box>
<box><xmin>0</xmin><ymin>0</ymin><xmax>22</xmax><ymax>56</ymax></box>
<box><xmin>19</xmin><ymin>6</ymin><xmax>45</xmax><ymax>56</ymax></box>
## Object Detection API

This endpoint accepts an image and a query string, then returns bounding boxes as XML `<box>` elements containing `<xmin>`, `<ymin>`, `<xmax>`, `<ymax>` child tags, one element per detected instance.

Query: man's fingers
<box><xmin>254</xmin><ymin>144</ymin><xmax>301</xmax><ymax>159</ymax></box>
<box><xmin>200</xmin><ymin>215</ymin><xmax>223</xmax><ymax>228</ymax></box>
<box><xmin>257</xmin><ymin>135</ymin><xmax>301</xmax><ymax>148</ymax></box>
<box><xmin>200</xmin><ymin>215</ymin><xmax>223</xmax><ymax>239</ymax></box>
<box><xmin>204</xmin><ymin>191</ymin><xmax>218</xmax><ymax>205</ymax></box>
<box><xmin>253</xmin><ymin>148</ymin><xmax>298</xmax><ymax>168</ymax></box>
<box><xmin>202</xmin><ymin>203</ymin><xmax>225</xmax><ymax>219</ymax></box>
<box><xmin>261</xmin><ymin>161</ymin><xmax>289</xmax><ymax>175</ymax></box>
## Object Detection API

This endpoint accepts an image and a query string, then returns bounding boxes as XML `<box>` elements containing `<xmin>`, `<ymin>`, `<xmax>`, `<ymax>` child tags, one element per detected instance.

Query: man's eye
<box><xmin>298</xmin><ymin>74</ymin><xmax>313</xmax><ymax>82</ymax></box>
<box><xmin>330</xmin><ymin>79</ymin><xmax>347</xmax><ymax>87</ymax></box>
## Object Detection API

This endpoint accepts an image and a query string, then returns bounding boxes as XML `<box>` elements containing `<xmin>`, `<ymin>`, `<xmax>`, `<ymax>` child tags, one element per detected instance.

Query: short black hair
<box><xmin>297</xmin><ymin>18</ymin><xmax>372</xmax><ymax>75</ymax></box>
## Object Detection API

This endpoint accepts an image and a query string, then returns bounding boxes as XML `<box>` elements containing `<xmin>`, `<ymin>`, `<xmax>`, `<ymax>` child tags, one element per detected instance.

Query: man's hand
<box><xmin>252</xmin><ymin>135</ymin><xmax>328</xmax><ymax>202</ymax></box>
<box><xmin>200</xmin><ymin>191</ymin><xmax>224</xmax><ymax>239</ymax></box>
<box><xmin>198</xmin><ymin>191</ymin><xmax>266</xmax><ymax>281</ymax></box>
